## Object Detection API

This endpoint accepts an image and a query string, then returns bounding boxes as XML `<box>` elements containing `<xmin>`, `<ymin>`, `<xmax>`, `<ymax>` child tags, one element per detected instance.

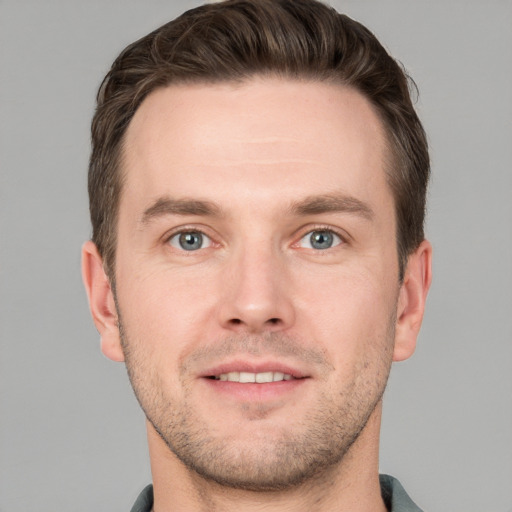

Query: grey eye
<box><xmin>169</xmin><ymin>231</ymin><xmax>211</xmax><ymax>251</ymax></box>
<box><xmin>299</xmin><ymin>230</ymin><xmax>341</xmax><ymax>250</ymax></box>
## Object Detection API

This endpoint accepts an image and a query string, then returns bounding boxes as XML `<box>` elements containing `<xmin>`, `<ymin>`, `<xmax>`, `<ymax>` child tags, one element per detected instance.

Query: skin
<box><xmin>82</xmin><ymin>78</ymin><xmax>432</xmax><ymax>512</ymax></box>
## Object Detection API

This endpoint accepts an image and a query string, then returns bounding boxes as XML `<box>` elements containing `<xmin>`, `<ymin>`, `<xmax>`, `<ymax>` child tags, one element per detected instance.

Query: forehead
<box><xmin>121</xmin><ymin>78</ymin><xmax>391</xmax><ymax>217</ymax></box>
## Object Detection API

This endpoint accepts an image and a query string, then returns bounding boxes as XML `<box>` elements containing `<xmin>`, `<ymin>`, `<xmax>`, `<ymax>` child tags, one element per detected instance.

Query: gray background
<box><xmin>1</xmin><ymin>0</ymin><xmax>511</xmax><ymax>510</ymax></box>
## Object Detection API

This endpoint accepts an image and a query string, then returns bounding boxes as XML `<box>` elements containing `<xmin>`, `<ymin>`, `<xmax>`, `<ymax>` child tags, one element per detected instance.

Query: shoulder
<box><xmin>380</xmin><ymin>474</ymin><xmax>424</xmax><ymax>512</ymax></box>
<box><xmin>130</xmin><ymin>484</ymin><xmax>153</xmax><ymax>512</ymax></box>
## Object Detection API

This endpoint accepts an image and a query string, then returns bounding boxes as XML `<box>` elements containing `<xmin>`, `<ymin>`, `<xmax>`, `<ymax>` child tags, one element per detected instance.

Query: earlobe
<box><xmin>393</xmin><ymin>240</ymin><xmax>432</xmax><ymax>362</ymax></box>
<box><xmin>81</xmin><ymin>241</ymin><xmax>125</xmax><ymax>362</ymax></box>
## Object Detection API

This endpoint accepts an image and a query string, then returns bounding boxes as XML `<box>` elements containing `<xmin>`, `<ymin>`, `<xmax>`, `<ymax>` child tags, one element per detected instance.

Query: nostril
<box><xmin>224</xmin><ymin>314</ymin><xmax>288</xmax><ymax>330</ymax></box>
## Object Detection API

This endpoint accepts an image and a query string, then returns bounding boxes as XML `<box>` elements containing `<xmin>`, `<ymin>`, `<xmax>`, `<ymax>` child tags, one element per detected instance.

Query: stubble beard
<box><xmin>118</xmin><ymin>320</ymin><xmax>395</xmax><ymax>492</ymax></box>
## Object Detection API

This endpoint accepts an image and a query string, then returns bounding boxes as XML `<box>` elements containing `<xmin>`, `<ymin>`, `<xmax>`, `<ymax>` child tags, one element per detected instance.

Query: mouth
<box><xmin>199</xmin><ymin>361</ymin><xmax>309</xmax><ymax>402</ymax></box>
<box><xmin>201</xmin><ymin>361</ymin><xmax>307</xmax><ymax>382</ymax></box>
<box><xmin>209</xmin><ymin>371</ymin><xmax>296</xmax><ymax>383</ymax></box>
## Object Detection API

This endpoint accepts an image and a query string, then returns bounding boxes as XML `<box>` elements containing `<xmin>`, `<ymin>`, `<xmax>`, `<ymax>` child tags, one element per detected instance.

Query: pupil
<box><xmin>179</xmin><ymin>232</ymin><xmax>202</xmax><ymax>250</ymax></box>
<box><xmin>311</xmin><ymin>231</ymin><xmax>333</xmax><ymax>249</ymax></box>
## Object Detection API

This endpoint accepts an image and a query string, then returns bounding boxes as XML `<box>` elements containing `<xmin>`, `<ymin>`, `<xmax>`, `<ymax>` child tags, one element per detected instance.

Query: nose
<box><xmin>217</xmin><ymin>244</ymin><xmax>295</xmax><ymax>333</ymax></box>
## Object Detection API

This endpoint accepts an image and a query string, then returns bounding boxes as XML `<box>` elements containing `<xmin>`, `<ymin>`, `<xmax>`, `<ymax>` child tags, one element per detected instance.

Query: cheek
<box><xmin>115</xmin><ymin>264</ymin><xmax>222</xmax><ymax>360</ymax></box>
<box><xmin>295</xmin><ymin>264</ymin><xmax>397</xmax><ymax>360</ymax></box>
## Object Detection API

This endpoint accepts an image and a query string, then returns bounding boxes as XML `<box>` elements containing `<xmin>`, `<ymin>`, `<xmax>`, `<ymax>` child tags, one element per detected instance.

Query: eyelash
<box><xmin>164</xmin><ymin>225</ymin><xmax>348</xmax><ymax>252</ymax></box>
<box><xmin>165</xmin><ymin>227</ymin><xmax>215</xmax><ymax>251</ymax></box>
<box><xmin>295</xmin><ymin>225</ymin><xmax>347</xmax><ymax>251</ymax></box>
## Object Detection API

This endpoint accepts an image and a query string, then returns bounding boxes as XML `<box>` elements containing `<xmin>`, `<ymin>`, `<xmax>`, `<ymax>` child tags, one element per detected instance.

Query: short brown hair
<box><xmin>89</xmin><ymin>0</ymin><xmax>429</xmax><ymax>281</ymax></box>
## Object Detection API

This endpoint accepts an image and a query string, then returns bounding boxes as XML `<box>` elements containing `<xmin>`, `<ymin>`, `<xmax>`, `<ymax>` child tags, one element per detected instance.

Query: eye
<box><xmin>168</xmin><ymin>231</ymin><xmax>212</xmax><ymax>251</ymax></box>
<box><xmin>299</xmin><ymin>229</ymin><xmax>342</xmax><ymax>250</ymax></box>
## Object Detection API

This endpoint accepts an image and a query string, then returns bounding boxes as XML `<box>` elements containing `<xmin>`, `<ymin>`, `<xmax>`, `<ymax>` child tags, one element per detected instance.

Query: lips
<box><xmin>199</xmin><ymin>360</ymin><xmax>309</xmax><ymax>403</ymax></box>
<box><xmin>201</xmin><ymin>361</ymin><xmax>307</xmax><ymax>382</ymax></box>
<box><xmin>214</xmin><ymin>371</ymin><xmax>295</xmax><ymax>383</ymax></box>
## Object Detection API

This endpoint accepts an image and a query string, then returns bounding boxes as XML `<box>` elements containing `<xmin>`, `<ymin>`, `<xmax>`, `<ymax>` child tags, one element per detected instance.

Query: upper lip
<box><xmin>199</xmin><ymin>360</ymin><xmax>308</xmax><ymax>379</ymax></box>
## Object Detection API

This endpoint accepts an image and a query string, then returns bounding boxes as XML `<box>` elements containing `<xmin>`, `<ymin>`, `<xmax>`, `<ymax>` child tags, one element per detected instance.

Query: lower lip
<box><xmin>201</xmin><ymin>377</ymin><xmax>307</xmax><ymax>401</ymax></box>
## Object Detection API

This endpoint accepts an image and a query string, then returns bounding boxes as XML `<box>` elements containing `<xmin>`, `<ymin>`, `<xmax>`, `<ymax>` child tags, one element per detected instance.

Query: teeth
<box><xmin>240</xmin><ymin>372</ymin><xmax>255</xmax><ymax>383</ymax></box>
<box><xmin>215</xmin><ymin>371</ymin><xmax>295</xmax><ymax>383</ymax></box>
<box><xmin>256</xmin><ymin>372</ymin><xmax>273</xmax><ymax>383</ymax></box>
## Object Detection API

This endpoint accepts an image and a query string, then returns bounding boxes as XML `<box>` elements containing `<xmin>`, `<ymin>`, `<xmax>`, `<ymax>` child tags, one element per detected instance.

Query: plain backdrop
<box><xmin>1</xmin><ymin>1</ymin><xmax>511</xmax><ymax>511</ymax></box>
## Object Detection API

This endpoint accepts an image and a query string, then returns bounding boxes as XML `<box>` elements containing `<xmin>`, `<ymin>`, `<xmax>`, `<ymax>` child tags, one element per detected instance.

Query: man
<box><xmin>82</xmin><ymin>0</ymin><xmax>432</xmax><ymax>510</ymax></box>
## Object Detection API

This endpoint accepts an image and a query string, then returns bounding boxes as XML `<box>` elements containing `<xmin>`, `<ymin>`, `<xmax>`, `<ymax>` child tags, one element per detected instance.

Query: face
<box><xmin>109</xmin><ymin>79</ymin><xmax>407</xmax><ymax>489</ymax></box>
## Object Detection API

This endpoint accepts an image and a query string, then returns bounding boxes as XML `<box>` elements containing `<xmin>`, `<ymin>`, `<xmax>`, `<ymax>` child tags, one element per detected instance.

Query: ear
<box><xmin>81</xmin><ymin>241</ymin><xmax>125</xmax><ymax>362</ymax></box>
<box><xmin>393</xmin><ymin>239</ymin><xmax>432</xmax><ymax>362</ymax></box>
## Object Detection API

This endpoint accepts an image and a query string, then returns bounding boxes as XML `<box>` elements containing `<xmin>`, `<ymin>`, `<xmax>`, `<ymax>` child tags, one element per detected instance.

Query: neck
<box><xmin>147</xmin><ymin>404</ymin><xmax>387</xmax><ymax>512</ymax></box>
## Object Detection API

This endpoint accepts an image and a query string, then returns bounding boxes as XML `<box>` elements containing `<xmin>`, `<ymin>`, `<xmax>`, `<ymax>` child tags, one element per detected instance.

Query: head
<box><xmin>83</xmin><ymin>0</ymin><xmax>432</xmax><ymax>497</ymax></box>
<box><xmin>89</xmin><ymin>0</ymin><xmax>429</xmax><ymax>284</ymax></box>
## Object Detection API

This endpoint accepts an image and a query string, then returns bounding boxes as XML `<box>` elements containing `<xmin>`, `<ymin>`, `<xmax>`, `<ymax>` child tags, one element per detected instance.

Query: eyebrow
<box><xmin>139</xmin><ymin>192</ymin><xmax>374</xmax><ymax>227</ymax></box>
<box><xmin>139</xmin><ymin>197</ymin><xmax>223</xmax><ymax>225</ymax></box>
<box><xmin>289</xmin><ymin>193</ymin><xmax>374</xmax><ymax>220</ymax></box>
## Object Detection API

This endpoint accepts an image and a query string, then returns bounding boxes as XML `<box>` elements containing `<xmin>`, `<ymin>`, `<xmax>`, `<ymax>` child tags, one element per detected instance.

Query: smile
<box><xmin>212</xmin><ymin>371</ymin><xmax>295</xmax><ymax>383</ymax></box>
<box><xmin>202</xmin><ymin>365</ymin><xmax>309</xmax><ymax>401</ymax></box>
